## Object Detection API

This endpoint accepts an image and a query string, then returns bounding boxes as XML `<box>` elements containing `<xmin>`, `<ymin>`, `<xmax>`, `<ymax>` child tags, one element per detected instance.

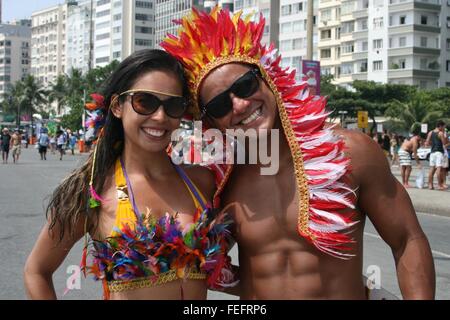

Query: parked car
<box><xmin>417</xmin><ymin>146</ymin><xmax>431</xmax><ymax>160</ymax></box>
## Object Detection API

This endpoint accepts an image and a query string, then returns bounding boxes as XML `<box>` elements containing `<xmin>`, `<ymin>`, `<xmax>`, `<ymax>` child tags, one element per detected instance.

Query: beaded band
<box><xmin>108</xmin><ymin>270</ymin><xmax>207</xmax><ymax>293</ymax></box>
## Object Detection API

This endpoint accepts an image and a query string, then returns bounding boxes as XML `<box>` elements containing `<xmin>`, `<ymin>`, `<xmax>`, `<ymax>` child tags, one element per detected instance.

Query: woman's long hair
<box><xmin>47</xmin><ymin>49</ymin><xmax>189</xmax><ymax>242</ymax></box>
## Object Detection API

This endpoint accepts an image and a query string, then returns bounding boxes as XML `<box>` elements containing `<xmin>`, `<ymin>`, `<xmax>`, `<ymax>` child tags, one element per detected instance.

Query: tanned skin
<box><xmin>200</xmin><ymin>63</ymin><xmax>435</xmax><ymax>300</ymax></box>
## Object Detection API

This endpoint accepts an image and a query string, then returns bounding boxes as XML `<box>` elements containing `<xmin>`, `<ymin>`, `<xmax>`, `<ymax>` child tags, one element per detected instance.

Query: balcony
<box><xmin>353</xmin><ymin>72</ymin><xmax>368</xmax><ymax>81</ymax></box>
<box><xmin>388</xmin><ymin>46</ymin><xmax>440</xmax><ymax>56</ymax></box>
<box><xmin>389</xmin><ymin>24</ymin><xmax>440</xmax><ymax>35</ymax></box>
<box><xmin>388</xmin><ymin>68</ymin><xmax>440</xmax><ymax>79</ymax></box>
<box><xmin>352</xmin><ymin>51</ymin><xmax>368</xmax><ymax>60</ymax></box>
<box><xmin>389</xmin><ymin>0</ymin><xmax>441</xmax><ymax>12</ymax></box>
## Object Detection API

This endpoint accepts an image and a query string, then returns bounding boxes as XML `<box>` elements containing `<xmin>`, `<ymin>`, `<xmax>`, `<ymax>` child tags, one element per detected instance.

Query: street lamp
<box><xmin>338</xmin><ymin>110</ymin><xmax>348</xmax><ymax>128</ymax></box>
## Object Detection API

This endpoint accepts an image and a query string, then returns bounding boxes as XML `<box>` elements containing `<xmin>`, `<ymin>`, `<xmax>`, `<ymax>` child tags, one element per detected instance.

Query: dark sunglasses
<box><xmin>201</xmin><ymin>68</ymin><xmax>261</xmax><ymax>119</ymax></box>
<box><xmin>119</xmin><ymin>90</ymin><xmax>188</xmax><ymax>119</ymax></box>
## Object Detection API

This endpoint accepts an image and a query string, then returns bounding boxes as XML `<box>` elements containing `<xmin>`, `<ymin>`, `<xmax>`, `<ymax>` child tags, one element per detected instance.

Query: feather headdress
<box><xmin>161</xmin><ymin>7</ymin><xmax>358</xmax><ymax>259</ymax></box>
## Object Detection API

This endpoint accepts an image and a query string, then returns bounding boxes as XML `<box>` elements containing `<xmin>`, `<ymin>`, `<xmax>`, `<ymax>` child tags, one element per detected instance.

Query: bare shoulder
<box><xmin>181</xmin><ymin>165</ymin><xmax>216</xmax><ymax>202</ymax></box>
<box><xmin>333</xmin><ymin>128</ymin><xmax>390</xmax><ymax>184</ymax></box>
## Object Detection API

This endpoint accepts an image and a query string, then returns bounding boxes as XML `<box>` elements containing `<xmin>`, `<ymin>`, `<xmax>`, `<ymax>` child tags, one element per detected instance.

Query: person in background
<box><xmin>390</xmin><ymin>133</ymin><xmax>400</xmax><ymax>167</ymax></box>
<box><xmin>398</xmin><ymin>129</ymin><xmax>421</xmax><ymax>188</ymax></box>
<box><xmin>1</xmin><ymin>127</ymin><xmax>12</xmax><ymax>164</ymax></box>
<box><xmin>426</xmin><ymin>120</ymin><xmax>448</xmax><ymax>190</ymax></box>
<box><xmin>69</xmin><ymin>133</ymin><xmax>78</xmax><ymax>155</ymax></box>
<box><xmin>10</xmin><ymin>129</ymin><xmax>22</xmax><ymax>164</ymax></box>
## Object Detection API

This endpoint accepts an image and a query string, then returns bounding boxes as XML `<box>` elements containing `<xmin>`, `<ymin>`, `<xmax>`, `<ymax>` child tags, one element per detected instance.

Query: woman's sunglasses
<box><xmin>201</xmin><ymin>68</ymin><xmax>261</xmax><ymax>119</ymax></box>
<box><xmin>118</xmin><ymin>89</ymin><xmax>188</xmax><ymax>119</ymax></box>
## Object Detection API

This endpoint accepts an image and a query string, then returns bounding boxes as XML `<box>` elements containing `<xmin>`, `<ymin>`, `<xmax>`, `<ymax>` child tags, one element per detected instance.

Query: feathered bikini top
<box><xmin>82</xmin><ymin>158</ymin><xmax>238</xmax><ymax>299</ymax></box>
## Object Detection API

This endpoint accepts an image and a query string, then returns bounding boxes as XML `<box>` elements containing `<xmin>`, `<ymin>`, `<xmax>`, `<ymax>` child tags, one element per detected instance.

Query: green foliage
<box><xmin>325</xmin><ymin>79</ymin><xmax>448</xmax><ymax>133</ymax></box>
<box><xmin>2</xmin><ymin>60</ymin><xmax>119</xmax><ymax>131</ymax></box>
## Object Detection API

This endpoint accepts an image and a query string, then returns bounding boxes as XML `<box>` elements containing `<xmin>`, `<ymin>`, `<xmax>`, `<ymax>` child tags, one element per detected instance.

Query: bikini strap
<box><xmin>173</xmin><ymin>165</ymin><xmax>208</xmax><ymax>211</ymax></box>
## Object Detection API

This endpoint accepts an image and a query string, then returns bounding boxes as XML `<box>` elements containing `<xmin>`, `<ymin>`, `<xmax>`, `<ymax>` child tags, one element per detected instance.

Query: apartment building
<box><xmin>318</xmin><ymin>0</ymin><xmax>449</xmax><ymax>89</ymax></box>
<box><xmin>31</xmin><ymin>4</ymin><xmax>69</xmax><ymax>86</ymax></box>
<box><xmin>0</xmin><ymin>22</ymin><xmax>31</xmax><ymax>96</ymax></box>
<box><xmin>66</xmin><ymin>0</ymin><xmax>95</xmax><ymax>74</ymax></box>
<box><xmin>94</xmin><ymin>0</ymin><xmax>155</xmax><ymax>67</ymax></box>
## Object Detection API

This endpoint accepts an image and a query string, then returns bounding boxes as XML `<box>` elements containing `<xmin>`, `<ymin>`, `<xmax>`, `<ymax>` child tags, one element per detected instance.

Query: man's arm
<box><xmin>343</xmin><ymin>130</ymin><xmax>435</xmax><ymax>299</ymax></box>
<box><xmin>439</xmin><ymin>131</ymin><xmax>448</xmax><ymax>147</ymax></box>
<box><xmin>425</xmin><ymin>132</ymin><xmax>432</xmax><ymax>147</ymax></box>
<box><xmin>412</xmin><ymin>138</ymin><xmax>421</xmax><ymax>166</ymax></box>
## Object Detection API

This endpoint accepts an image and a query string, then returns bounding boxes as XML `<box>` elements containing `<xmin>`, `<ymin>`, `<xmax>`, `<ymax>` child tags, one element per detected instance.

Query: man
<box><xmin>38</xmin><ymin>129</ymin><xmax>49</xmax><ymax>161</ymax></box>
<box><xmin>398</xmin><ymin>129</ymin><xmax>421</xmax><ymax>188</ymax></box>
<box><xmin>426</xmin><ymin>120</ymin><xmax>448</xmax><ymax>190</ymax></box>
<box><xmin>162</xmin><ymin>7</ymin><xmax>435</xmax><ymax>299</ymax></box>
<box><xmin>1</xmin><ymin>127</ymin><xmax>12</xmax><ymax>164</ymax></box>
<box><xmin>10</xmin><ymin>129</ymin><xmax>22</xmax><ymax>164</ymax></box>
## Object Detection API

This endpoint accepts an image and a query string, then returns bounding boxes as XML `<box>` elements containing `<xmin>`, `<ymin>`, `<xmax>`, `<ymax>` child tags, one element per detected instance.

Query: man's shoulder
<box><xmin>332</xmin><ymin>128</ymin><xmax>388</xmax><ymax>178</ymax></box>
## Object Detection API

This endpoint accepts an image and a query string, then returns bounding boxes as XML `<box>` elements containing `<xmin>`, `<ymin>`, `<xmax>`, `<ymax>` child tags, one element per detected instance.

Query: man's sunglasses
<box><xmin>118</xmin><ymin>89</ymin><xmax>188</xmax><ymax>119</ymax></box>
<box><xmin>201</xmin><ymin>68</ymin><xmax>261</xmax><ymax>119</ymax></box>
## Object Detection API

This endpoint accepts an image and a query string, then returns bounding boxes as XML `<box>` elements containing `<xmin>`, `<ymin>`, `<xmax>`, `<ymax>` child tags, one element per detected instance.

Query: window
<box><xmin>321</xmin><ymin>9</ymin><xmax>331</xmax><ymax>22</ymax></box>
<box><xmin>400</xmin><ymin>16</ymin><xmax>406</xmax><ymax>25</ymax></box>
<box><xmin>360</xmin><ymin>61</ymin><xmax>368</xmax><ymax>72</ymax></box>
<box><xmin>335</xmin><ymin>27</ymin><xmax>341</xmax><ymax>39</ymax></box>
<box><xmin>420</xmin><ymin>58</ymin><xmax>427</xmax><ymax>69</ymax></box>
<box><xmin>399</xmin><ymin>37</ymin><xmax>406</xmax><ymax>47</ymax></box>
<box><xmin>293</xmin><ymin>38</ymin><xmax>303</xmax><ymax>50</ymax></box>
<box><xmin>399</xmin><ymin>59</ymin><xmax>406</xmax><ymax>69</ymax></box>
<box><xmin>446</xmin><ymin>60</ymin><xmax>450</xmax><ymax>72</ymax></box>
<box><xmin>342</xmin><ymin>41</ymin><xmax>354</xmax><ymax>54</ymax></box>
<box><xmin>293</xmin><ymin>2</ymin><xmax>303</xmax><ymax>14</ymax></box>
<box><xmin>135</xmin><ymin>39</ymin><xmax>152</xmax><ymax>46</ymax></box>
<box><xmin>421</xmin><ymin>37</ymin><xmax>427</xmax><ymax>47</ymax></box>
<box><xmin>373</xmin><ymin>60</ymin><xmax>383</xmax><ymax>71</ymax></box>
<box><xmin>373</xmin><ymin>39</ymin><xmax>383</xmax><ymax>49</ymax></box>
<box><xmin>341</xmin><ymin>63</ymin><xmax>353</xmax><ymax>75</ymax></box>
<box><xmin>281</xmin><ymin>22</ymin><xmax>292</xmax><ymax>34</ymax></box>
<box><xmin>362</xmin><ymin>41</ymin><xmax>368</xmax><ymax>51</ymax></box>
<box><xmin>421</xmin><ymin>15</ymin><xmax>428</xmax><ymax>25</ymax></box>
<box><xmin>321</xmin><ymin>29</ymin><xmax>331</xmax><ymax>39</ymax></box>
<box><xmin>281</xmin><ymin>4</ymin><xmax>292</xmax><ymax>16</ymax></box>
<box><xmin>447</xmin><ymin>39</ymin><xmax>450</xmax><ymax>50</ymax></box>
<box><xmin>360</xmin><ymin>18</ymin><xmax>368</xmax><ymax>30</ymax></box>
<box><xmin>280</xmin><ymin>40</ymin><xmax>292</xmax><ymax>51</ymax></box>
<box><xmin>321</xmin><ymin>49</ymin><xmax>331</xmax><ymax>58</ymax></box>
<box><xmin>373</xmin><ymin>17</ymin><xmax>384</xmax><ymax>28</ymax></box>
<box><xmin>293</xmin><ymin>20</ymin><xmax>303</xmax><ymax>32</ymax></box>
<box><xmin>342</xmin><ymin>21</ymin><xmax>354</xmax><ymax>33</ymax></box>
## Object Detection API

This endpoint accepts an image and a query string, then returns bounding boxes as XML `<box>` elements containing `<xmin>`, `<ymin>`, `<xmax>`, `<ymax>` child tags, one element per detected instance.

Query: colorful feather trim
<box><xmin>84</xmin><ymin>206</ymin><xmax>238</xmax><ymax>293</ymax></box>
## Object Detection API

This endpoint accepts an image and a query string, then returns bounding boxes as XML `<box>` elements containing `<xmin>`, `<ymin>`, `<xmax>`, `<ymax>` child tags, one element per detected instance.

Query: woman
<box><xmin>24</xmin><ymin>49</ymin><xmax>236</xmax><ymax>300</ymax></box>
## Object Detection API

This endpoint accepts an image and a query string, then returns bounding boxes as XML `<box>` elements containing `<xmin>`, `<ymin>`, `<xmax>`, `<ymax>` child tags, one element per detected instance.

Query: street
<box><xmin>0</xmin><ymin>148</ymin><xmax>449</xmax><ymax>300</ymax></box>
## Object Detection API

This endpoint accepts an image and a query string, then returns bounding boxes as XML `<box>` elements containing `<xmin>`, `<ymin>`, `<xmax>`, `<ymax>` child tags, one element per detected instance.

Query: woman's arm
<box><xmin>24</xmin><ymin>216</ymin><xmax>85</xmax><ymax>300</ymax></box>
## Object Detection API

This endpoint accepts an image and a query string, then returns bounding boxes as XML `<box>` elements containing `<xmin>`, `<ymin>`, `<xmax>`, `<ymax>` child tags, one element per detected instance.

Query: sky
<box><xmin>2</xmin><ymin>0</ymin><xmax>63</xmax><ymax>23</ymax></box>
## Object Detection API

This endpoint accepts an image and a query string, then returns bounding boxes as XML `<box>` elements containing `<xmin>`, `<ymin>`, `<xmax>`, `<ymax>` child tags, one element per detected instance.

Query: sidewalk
<box><xmin>390</xmin><ymin>165</ymin><xmax>450</xmax><ymax>217</ymax></box>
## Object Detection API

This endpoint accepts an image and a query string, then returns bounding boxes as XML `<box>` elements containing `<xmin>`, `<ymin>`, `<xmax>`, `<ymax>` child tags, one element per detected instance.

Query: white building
<box><xmin>234</xmin><ymin>0</ymin><xmax>280</xmax><ymax>47</ymax></box>
<box><xmin>31</xmin><ymin>4</ymin><xmax>68</xmax><ymax>86</ymax></box>
<box><xmin>278</xmin><ymin>0</ymin><xmax>319</xmax><ymax>75</ymax></box>
<box><xmin>155</xmin><ymin>1</ymin><xmax>234</xmax><ymax>48</ymax></box>
<box><xmin>66</xmin><ymin>0</ymin><xmax>95</xmax><ymax>74</ymax></box>
<box><xmin>94</xmin><ymin>0</ymin><xmax>155</xmax><ymax>67</ymax></box>
<box><xmin>0</xmin><ymin>22</ymin><xmax>31</xmax><ymax>96</ymax></box>
<box><xmin>318</xmin><ymin>0</ymin><xmax>448</xmax><ymax>89</ymax></box>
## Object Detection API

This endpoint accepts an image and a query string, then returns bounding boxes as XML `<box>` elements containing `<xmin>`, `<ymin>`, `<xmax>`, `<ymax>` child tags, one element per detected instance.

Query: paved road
<box><xmin>1</xmin><ymin>148</ymin><xmax>448</xmax><ymax>299</ymax></box>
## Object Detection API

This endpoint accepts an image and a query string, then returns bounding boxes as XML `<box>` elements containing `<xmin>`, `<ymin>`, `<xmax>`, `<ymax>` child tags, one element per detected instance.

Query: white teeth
<box><xmin>143</xmin><ymin>128</ymin><xmax>166</xmax><ymax>137</ymax></box>
<box><xmin>240</xmin><ymin>107</ymin><xmax>262</xmax><ymax>125</ymax></box>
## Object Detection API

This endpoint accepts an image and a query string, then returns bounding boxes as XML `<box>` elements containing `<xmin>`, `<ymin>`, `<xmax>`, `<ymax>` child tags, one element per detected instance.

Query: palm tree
<box><xmin>21</xmin><ymin>75</ymin><xmax>47</xmax><ymax>138</ymax></box>
<box><xmin>2</xmin><ymin>81</ymin><xmax>26</xmax><ymax>126</ymax></box>
<box><xmin>49</xmin><ymin>74</ymin><xmax>68</xmax><ymax>115</ymax></box>
<box><xmin>386</xmin><ymin>91</ymin><xmax>444</xmax><ymax>132</ymax></box>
